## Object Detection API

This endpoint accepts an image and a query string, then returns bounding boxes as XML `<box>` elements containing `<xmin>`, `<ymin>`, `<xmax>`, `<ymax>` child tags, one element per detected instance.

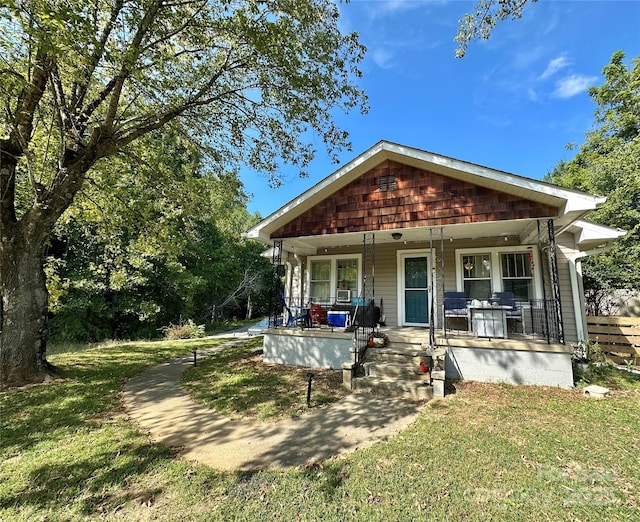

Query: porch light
<box><xmin>392</xmin><ymin>232</ymin><xmax>402</xmax><ymax>240</ymax></box>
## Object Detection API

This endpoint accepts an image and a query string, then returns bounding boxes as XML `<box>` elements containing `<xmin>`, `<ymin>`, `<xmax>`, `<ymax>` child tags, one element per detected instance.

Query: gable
<box><xmin>271</xmin><ymin>160</ymin><xmax>558</xmax><ymax>238</ymax></box>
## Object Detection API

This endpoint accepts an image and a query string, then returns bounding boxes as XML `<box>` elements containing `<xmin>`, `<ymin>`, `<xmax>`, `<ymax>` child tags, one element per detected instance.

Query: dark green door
<box><xmin>403</xmin><ymin>255</ymin><xmax>429</xmax><ymax>325</ymax></box>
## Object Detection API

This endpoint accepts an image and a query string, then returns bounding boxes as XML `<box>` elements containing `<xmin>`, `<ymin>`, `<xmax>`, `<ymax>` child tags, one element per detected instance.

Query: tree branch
<box><xmin>1</xmin><ymin>47</ymin><xmax>51</xmax><ymax>228</ymax></box>
<box><xmin>105</xmin><ymin>0</ymin><xmax>164</xmax><ymax>129</ymax></box>
<box><xmin>71</xmin><ymin>0</ymin><xmax>124</xmax><ymax>111</ymax></box>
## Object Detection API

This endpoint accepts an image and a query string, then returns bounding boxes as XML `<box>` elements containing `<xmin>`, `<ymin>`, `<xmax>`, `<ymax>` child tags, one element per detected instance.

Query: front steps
<box><xmin>351</xmin><ymin>344</ymin><xmax>434</xmax><ymax>400</ymax></box>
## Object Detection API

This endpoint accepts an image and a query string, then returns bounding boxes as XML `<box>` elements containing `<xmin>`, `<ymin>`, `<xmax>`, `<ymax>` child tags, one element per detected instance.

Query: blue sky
<box><xmin>242</xmin><ymin>0</ymin><xmax>640</xmax><ymax>216</ymax></box>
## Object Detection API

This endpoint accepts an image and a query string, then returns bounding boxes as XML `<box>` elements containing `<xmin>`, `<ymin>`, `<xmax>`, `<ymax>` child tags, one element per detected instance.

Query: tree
<box><xmin>545</xmin><ymin>52</ymin><xmax>640</xmax><ymax>311</ymax></box>
<box><xmin>0</xmin><ymin>0</ymin><xmax>366</xmax><ymax>386</ymax></box>
<box><xmin>46</xmin><ymin>128</ymin><xmax>268</xmax><ymax>342</ymax></box>
<box><xmin>455</xmin><ymin>0</ymin><xmax>537</xmax><ymax>58</ymax></box>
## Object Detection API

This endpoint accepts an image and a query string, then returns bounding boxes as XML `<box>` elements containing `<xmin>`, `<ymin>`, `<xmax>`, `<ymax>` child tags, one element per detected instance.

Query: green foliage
<box><xmin>45</xmin><ymin>128</ymin><xmax>273</xmax><ymax>342</ymax></box>
<box><xmin>455</xmin><ymin>0</ymin><xmax>537</xmax><ymax>58</ymax></box>
<box><xmin>574</xmin><ymin>362</ymin><xmax>640</xmax><ymax>390</ymax></box>
<box><xmin>1</xmin><ymin>0</ymin><xmax>366</xmax><ymax>382</ymax></box>
<box><xmin>161</xmin><ymin>320</ymin><xmax>206</xmax><ymax>340</ymax></box>
<box><xmin>572</xmin><ymin>339</ymin><xmax>604</xmax><ymax>363</ymax></box>
<box><xmin>545</xmin><ymin>52</ymin><xmax>640</xmax><ymax>301</ymax></box>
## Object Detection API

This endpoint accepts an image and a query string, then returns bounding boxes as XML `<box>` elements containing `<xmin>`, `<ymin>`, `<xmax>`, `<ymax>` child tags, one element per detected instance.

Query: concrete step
<box><xmin>380</xmin><ymin>328</ymin><xmax>431</xmax><ymax>345</ymax></box>
<box><xmin>363</xmin><ymin>361</ymin><xmax>429</xmax><ymax>378</ymax></box>
<box><xmin>365</xmin><ymin>345</ymin><xmax>430</xmax><ymax>367</ymax></box>
<box><xmin>353</xmin><ymin>375</ymin><xmax>433</xmax><ymax>400</ymax></box>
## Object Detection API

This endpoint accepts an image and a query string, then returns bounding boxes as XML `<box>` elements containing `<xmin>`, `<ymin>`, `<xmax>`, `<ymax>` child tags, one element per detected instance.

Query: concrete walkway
<box><xmin>122</xmin><ymin>329</ymin><xmax>425</xmax><ymax>471</ymax></box>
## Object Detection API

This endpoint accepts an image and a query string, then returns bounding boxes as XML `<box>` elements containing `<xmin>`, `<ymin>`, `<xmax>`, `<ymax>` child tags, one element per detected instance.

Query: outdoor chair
<box><xmin>309</xmin><ymin>303</ymin><xmax>327</xmax><ymax>326</ymax></box>
<box><xmin>279</xmin><ymin>292</ymin><xmax>312</xmax><ymax>328</ymax></box>
<box><xmin>444</xmin><ymin>291</ymin><xmax>469</xmax><ymax>331</ymax></box>
<box><xmin>495</xmin><ymin>291</ymin><xmax>525</xmax><ymax>334</ymax></box>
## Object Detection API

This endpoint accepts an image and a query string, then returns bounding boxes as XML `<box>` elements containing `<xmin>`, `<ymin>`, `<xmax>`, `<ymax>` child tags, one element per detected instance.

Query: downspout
<box><xmin>568</xmin><ymin>246</ymin><xmax>611</xmax><ymax>341</ymax></box>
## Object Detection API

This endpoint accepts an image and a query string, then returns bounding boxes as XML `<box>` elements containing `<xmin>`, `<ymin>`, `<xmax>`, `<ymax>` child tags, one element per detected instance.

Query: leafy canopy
<box><xmin>1</xmin><ymin>0</ymin><xmax>367</xmax><ymax>230</ymax></box>
<box><xmin>545</xmin><ymin>52</ymin><xmax>640</xmax><ymax>303</ymax></box>
<box><xmin>455</xmin><ymin>0</ymin><xmax>537</xmax><ymax>58</ymax></box>
<box><xmin>46</xmin><ymin>128</ymin><xmax>272</xmax><ymax>342</ymax></box>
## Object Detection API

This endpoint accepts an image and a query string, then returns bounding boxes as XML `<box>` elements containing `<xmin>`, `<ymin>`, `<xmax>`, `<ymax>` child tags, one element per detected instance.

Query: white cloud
<box><xmin>371</xmin><ymin>48</ymin><xmax>395</xmax><ymax>69</ymax></box>
<box><xmin>539</xmin><ymin>54</ymin><xmax>571</xmax><ymax>80</ymax></box>
<box><xmin>364</xmin><ymin>0</ymin><xmax>439</xmax><ymax>19</ymax></box>
<box><xmin>552</xmin><ymin>74</ymin><xmax>598</xmax><ymax>98</ymax></box>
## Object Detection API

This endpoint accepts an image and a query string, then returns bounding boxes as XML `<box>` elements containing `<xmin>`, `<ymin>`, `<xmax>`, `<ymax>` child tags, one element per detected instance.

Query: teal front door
<box><xmin>401</xmin><ymin>254</ymin><xmax>430</xmax><ymax>326</ymax></box>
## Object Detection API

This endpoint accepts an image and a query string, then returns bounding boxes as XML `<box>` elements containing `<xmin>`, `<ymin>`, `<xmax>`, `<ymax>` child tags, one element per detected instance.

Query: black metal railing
<box><xmin>442</xmin><ymin>295</ymin><xmax>563</xmax><ymax>344</ymax></box>
<box><xmin>529</xmin><ymin>299</ymin><xmax>562</xmax><ymax>343</ymax></box>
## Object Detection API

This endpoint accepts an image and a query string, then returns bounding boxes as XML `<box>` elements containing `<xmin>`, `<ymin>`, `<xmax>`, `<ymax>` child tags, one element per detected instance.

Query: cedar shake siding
<box><xmin>272</xmin><ymin>160</ymin><xmax>558</xmax><ymax>238</ymax></box>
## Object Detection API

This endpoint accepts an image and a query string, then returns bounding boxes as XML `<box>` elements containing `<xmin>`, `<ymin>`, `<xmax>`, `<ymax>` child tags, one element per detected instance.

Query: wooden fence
<box><xmin>587</xmin><ymin>316</ymin><xmax>640</xmax><ymax>365</ymax></box>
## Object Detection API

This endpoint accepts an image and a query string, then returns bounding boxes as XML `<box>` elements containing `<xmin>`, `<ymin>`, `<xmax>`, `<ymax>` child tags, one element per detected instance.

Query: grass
<box><xmin>181</xmin><ymin>337</ymin><xmax>348</xmax><ymax>421</ymax></box>
<box><xmin>206</xmin><ymin>317</ymin><xmax>264</xmax><ymax>336</ymax></box>
<box><xmin>574</xmin><ymin>362</ymin><xmax>640</xmax><ymax>391</ymax></box>
<box><xmin>1</xmin><ymin>337</ymin><xmax>639</xmax><ymax>521</ymax></box>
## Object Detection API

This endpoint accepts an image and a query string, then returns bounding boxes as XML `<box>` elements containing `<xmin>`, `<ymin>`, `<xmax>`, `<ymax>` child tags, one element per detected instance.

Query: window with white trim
<box><xmin>462</xmin><ymin>253</ymin><xmax>492</xmax><ymax>299</ymax></box>
<box><xmin>308</xmin><ymin>255</ymin><xmax>361</xmax><ymax>304</ymax></box>
<box><xmin>501</xmin><ymin>252</ymin><xmax>533</xmax><ymax>301</ymax></box>
<box><xmin>337</xmin><ymin>258</ymin><xmax>358</xmax><ymax>291</ymax></box>
<box><xmin>456</xmin><ymin>247</ymin><xmax>540</xmax><ymax>301</ymax></box>
<box><xmin>310</xmin><ymin>259</ymin><xmax>331</xmax><ymax>303</ymax></box>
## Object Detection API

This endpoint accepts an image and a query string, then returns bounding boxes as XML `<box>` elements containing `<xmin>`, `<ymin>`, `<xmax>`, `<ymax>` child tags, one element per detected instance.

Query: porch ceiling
<box><xmin>279</xmin><ymin>219</ymin><xmax>538</xmax><ymax>256</ymax></box>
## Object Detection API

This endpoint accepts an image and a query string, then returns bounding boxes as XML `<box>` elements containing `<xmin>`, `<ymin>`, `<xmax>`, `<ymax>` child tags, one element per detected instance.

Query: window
<box><xmin>462</xmin><ymin>253</ymin><xmax>492</xmax><ymax>299</ymax></box>
<box><xmin>337</xmin><ymin>258</ymin><xmax>358</xmax><ymax>291</ymax></box>
<box><xmin>457</xmin><ymin>247</ymin><xmax>540</xmax><ymax>301</ymax></box>
<box><xmin>307</xmin><ymin>255</ymin><xmax>361</xmax><ymax>303</ymax></box>
<box><xmin>501</xmin><ymin>252</ymin><xmax>533</xmax><ymax>301</ymax></box>
<box><xmin>310</xmin><ymin>260</ymin><xmax>331</xmax><ymax>303</ymax></box>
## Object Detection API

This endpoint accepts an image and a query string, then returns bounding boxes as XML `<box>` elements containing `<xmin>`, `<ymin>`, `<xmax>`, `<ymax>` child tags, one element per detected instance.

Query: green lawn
<box><xmin>181</xmin><ymin>338</ymin><xmax>348</xmax><ymax>421</ymax></box>
<box><xmin>1</xmin><ymin>338</ymin><xmax>639</xmax><ymax>521</ymax></box>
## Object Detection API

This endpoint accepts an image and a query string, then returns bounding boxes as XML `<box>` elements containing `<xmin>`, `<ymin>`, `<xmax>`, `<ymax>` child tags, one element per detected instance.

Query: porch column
<box><xmin>547</xmin><ymin>220</ymin><xmax>565</xmax><ymax>344</ymax></box>
<box><xmin>269</xmin><ymin>239</ymin><xmax>283</xmax><ymax>328</ymax></box>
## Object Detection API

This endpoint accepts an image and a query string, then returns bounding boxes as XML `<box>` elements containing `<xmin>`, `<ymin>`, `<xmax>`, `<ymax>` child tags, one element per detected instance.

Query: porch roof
<box><xmin>246</xmin><ymin>141</ymin><xmax>613</xmax><ymax>255</ymax></box>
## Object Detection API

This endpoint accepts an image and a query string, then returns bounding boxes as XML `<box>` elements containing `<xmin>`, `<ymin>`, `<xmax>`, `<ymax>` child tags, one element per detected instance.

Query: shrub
<box><xmin>572</xmin><ymin>339</ymin><xmax>604</xmax><ymax>363</ymax></box>
<box><xmin>161</xmin><ymin>319</ymin><xmax>206</xmax><ymax>340</ymax></box>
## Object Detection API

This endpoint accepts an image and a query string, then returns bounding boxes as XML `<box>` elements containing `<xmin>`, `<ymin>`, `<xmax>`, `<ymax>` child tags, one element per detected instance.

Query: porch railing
<box><xmin>273</xmin><ymin>293</ymin><xmax>379</xmax><ymax>371</ymax></box>
<box><xmin>529</xmin><ymin>299</ymin><xmax>563</xmax><ymax>343</ymax></box>
<box><xmin>442</xmin><ymin>297</ymin><xmax>563</xmax><ymax>344</ymax></box>
<box><xmin>351</xmin><ymin>303</ymin><xmax>377</xmax><ymax>372</ymax></box>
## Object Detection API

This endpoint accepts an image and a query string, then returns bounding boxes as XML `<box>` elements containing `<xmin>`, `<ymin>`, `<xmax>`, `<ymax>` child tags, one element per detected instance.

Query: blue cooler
<box><xmin>327</xmin><ymin>311</ymin><xmax>351</xmax><ymax>327</ymax></box>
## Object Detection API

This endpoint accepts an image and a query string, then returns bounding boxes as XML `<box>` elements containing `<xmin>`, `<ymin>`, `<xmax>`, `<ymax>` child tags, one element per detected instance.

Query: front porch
<box><xmin>244</xmin><ymin>142</ymin><xmax>626</xmax><ymax>392</ymax></box>
<box><xmin>262</xmin><ymin>325</ymin><xmax>575</xmax><ymax>391</ymax></box>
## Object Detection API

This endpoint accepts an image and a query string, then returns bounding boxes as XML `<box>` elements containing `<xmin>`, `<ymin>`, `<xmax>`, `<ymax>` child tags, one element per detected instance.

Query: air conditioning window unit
<box><xmin>336</xmin><ymin>289</ymin><xmax>351</xmax><ymax>302</ymax></box>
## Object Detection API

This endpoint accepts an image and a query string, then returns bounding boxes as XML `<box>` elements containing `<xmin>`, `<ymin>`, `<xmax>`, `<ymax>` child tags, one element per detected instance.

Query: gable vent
<box><xmin>379</xmin><ymin>174</ymin><xmax>397</xmax><ymax>191</ymax></box>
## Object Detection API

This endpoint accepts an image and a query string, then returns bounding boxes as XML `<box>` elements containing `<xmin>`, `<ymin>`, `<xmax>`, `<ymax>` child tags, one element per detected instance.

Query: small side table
<box><xmin>469</xmin><ymin>305</ymin><xmax>509</xmax><ymax>339</ymax></box>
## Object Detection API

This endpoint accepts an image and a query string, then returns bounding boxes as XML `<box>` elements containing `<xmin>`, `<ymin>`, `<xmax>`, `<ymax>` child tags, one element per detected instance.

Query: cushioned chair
<box><xmin>279</xmin><ymin>292</ymin><xmax>312</xmax><ymax>328</ymax></box>
<box><xmin>444</xmin><ymin>292</ymin><xmax>469</xmax><ymax>331</ymax></box>
<box><xmin>495</xmin><ymin>291</ymin><xmax>524</xmax><ymax>334</ymax></box>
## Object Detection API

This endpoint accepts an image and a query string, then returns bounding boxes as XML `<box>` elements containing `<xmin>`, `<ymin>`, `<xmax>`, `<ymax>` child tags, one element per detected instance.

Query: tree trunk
<box><xmin>0</xmin><ymin>233</ymin><xmax>51</xmax><ymax>387</ymax></box>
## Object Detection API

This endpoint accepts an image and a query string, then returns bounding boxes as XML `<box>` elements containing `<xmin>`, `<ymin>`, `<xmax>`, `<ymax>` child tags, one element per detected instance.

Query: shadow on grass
<box><xmin>1</xmin><ymin>441</ymin><xmax>169</xmax><ymax>516</ymax></box>
<box><xmin>181</xmin><ymin>346</ymin><xmax>346</xmax><ymax>420</ymax></box>
<box><xmin>0</xmin><ymin>337</ymin><xmax>234</xmax><ymax>515</ymax></box>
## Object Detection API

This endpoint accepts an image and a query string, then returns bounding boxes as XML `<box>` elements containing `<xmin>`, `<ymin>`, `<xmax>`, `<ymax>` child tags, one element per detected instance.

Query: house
<box><xmin>245</xmin><ymin>141</ymin><xmax>626</xmax><ymax>391</ymax></box>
